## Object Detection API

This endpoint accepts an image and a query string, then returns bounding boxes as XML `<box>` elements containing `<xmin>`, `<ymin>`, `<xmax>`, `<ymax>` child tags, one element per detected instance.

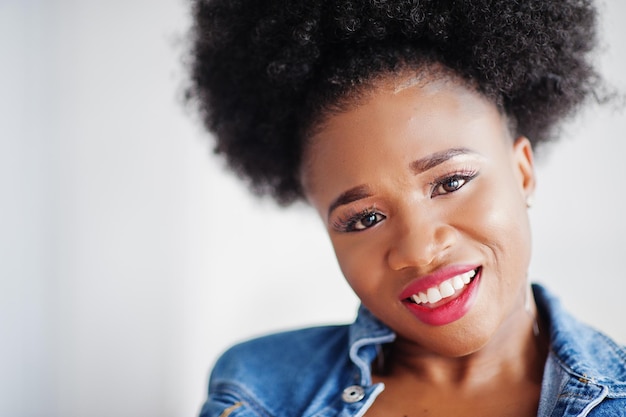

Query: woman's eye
<box><xmin>332</xmin><ymin>209</ymin><xmax>386</xmax><ymax>233</ymax></box>
<box><xmin>333</xmin><ymin>211</ymin><xmax>386</xmax><ymax>232</ymax></box>
<box><xmin>439</xmin><ymin>177</ymin><xmax>465</xmax><ymax>193</ymax></box>
<box><xmin>353</xmin><ymin>212</ymin><xmax>385</xmax><ymax>230</ymax></box>
<box><xmin>432</xmin><ymin>172</ymin><xmax>477</xmax><ymax>197</ymax></box>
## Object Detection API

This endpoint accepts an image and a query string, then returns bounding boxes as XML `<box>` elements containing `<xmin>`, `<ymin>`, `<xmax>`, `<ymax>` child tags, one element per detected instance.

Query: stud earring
<box><xmin>526</xmin><ymin>195</ymin><xmax>534</xmax><ymax>208</ymax></box>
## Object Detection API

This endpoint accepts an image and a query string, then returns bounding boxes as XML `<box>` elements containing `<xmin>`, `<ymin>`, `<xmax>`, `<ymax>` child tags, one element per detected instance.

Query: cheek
<box><xmin>330</xmin><ymin>237</ymin><xmax>387</xmax><ymax>296</ymax></box>
<box><xmin>462</xmin><ymin>176</ymin><xmax>531</xmax><ymax>273</ymax></box>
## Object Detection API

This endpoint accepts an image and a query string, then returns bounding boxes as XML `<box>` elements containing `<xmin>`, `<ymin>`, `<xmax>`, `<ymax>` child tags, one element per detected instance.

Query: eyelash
<box><xmin>430</xmin><ymin>169</ymin><xmax>479</xmax><ymax>197</ymax></box>
<box><xmin>333</xmin><ymin>207</ymin><xmax>385</xmax><ymax>233</ymax></box>
<box><xmin>332</xmin><ymin>169</ymin><xmax>479</xmax><ymax>233</ymax></box>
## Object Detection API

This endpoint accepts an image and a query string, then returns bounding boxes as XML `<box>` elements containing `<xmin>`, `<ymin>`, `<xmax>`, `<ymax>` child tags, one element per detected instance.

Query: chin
<box><xmin>403</xmin><ymin>312</ymin><xmax>499</xmax><ymax>358</ymax></box>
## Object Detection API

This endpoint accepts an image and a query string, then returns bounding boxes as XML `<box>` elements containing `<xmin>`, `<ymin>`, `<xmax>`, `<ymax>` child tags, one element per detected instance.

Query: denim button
<box><xmin>341</xmin><ymin>385</ymin><xmax>365</xmax><ymax>403</ymax></box>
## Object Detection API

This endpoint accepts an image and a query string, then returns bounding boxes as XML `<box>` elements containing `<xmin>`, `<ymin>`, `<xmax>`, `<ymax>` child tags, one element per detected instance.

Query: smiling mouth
<box><xmin>404</xmin><ymin>267</ymin><xmax>480</xmax><ymax>306</ymax></box>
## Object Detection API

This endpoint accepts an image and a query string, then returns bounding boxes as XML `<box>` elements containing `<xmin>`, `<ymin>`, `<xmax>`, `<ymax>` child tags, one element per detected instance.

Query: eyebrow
<box><xmin>409</xmin><ymin>147</ymin><xmax>478</xmax><ymax>174</ymax></box>
<box><xmin>327</xmin><ymin>185</ymin><xmax>372</xmax><ymax>219</ymax></box>
<box><xmin>326</xmin><ymin>147</ymin><xmax>479</xmax><ymax>218</ymax></box>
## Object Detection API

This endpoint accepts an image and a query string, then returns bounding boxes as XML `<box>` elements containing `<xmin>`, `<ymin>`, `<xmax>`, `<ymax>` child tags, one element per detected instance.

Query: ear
<box><xmin>512</xmin><ymin>136</ymin><xmax>536</xmax><ymax>203</ymax></box>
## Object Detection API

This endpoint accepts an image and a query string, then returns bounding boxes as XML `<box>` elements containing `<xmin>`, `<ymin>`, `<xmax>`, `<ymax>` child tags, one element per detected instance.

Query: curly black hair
<box><xmin>188</xmin><ymin>0</ymin><xmax>602</xmax><ymax>205</ymax></box>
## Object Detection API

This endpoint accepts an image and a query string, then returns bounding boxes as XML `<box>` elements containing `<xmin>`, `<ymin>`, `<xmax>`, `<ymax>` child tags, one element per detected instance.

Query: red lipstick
<box><xmin>400</xmin><ymin>265</ymin><xmax>482</xmax><ymax>326</ymax></box>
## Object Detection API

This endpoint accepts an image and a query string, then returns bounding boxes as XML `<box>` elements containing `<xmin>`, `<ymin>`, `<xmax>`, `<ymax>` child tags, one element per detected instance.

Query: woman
<box><xmin>188</xmin><ymin>0</ymin><xmax>626</xmax><ymax>415</ymax></box>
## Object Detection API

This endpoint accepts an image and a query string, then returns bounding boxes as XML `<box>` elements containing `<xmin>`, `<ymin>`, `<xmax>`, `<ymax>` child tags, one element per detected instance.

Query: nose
<box><xmin>386</xmin><ymin>211</ymin><xmax>457</xmax><ymax>271</ymax></box>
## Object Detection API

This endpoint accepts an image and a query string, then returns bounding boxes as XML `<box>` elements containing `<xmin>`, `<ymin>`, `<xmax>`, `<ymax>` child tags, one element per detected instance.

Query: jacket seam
<box><xmin>548</xmin><ymin>343</ymin><xmax>626</xmax><ymax>388</ymax></box>
<box><xmin>212</xmin><ymin>381</ymin><xmax>273</xmax><ymax>417</ymax></box>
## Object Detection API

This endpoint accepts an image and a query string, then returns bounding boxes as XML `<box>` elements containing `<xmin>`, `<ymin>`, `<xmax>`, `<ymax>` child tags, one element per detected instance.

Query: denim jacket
<box><xmin>200</xmin><ymin>285</ymin><xmax>626</xmax><ymax>416</ymax></box>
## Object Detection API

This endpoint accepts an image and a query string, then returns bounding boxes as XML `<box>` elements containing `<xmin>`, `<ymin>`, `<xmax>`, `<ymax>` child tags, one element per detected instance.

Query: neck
<box><xmin>379</xmin><ymin>297</ymin><xmax>548</xmax><ymax>389</ymax></box>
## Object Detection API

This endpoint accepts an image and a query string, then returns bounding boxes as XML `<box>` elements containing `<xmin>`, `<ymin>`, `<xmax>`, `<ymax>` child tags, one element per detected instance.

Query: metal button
<box><xmin>341</xmin><ymin>385</ymin><xmax>365</xmax><ymax>403</ymax></box>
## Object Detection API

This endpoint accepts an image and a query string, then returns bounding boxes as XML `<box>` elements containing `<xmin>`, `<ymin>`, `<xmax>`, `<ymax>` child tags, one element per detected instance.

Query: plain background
<box><xmin>1</xmin><ymin>1</ymin><xmax>624</xmax><ymax>416</ymax></box>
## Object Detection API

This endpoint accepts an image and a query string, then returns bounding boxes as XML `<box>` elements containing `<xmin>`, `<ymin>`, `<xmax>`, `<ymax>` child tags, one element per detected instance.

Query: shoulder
<box><xmin>204</xmin><ymin>325</ymin><xmax>352</xmax><ymax>417</ymax></box>
<box><xmin>534</xmin><ymin>284</ymin><xmax>626</xmax><ymax>388</ymax></box>
<box><xmin>212</xmin><ymin>325</ymin><xmax>351</xmax><ymax>380</ymax></box>
<box><xmin>552</xmin><ymin>308</ymin><xmax>626</xmax><ymax>384</ymax></box>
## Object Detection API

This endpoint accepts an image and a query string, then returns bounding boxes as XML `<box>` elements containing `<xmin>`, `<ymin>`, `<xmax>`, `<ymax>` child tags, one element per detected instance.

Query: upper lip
<box><xmin>398</xmin><ymin>264</ymin><xmax>481</xmax><ymax>300</ymax></box>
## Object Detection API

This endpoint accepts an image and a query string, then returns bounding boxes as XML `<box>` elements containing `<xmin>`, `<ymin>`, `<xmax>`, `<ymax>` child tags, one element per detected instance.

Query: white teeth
<box><xmin>426</xmin><ymin>287</ymin><xmax>443</xmax><ymax>303</ymax></box>
<box><xmin>409</xmin><ymin>269</ymin><xmax>478</xmax><ymax>305</ymax></box>
<box><xmin>452</xmin><ymin>275</ymin><xmax>465</xmax><ymax>290</ymax></box>
<box><xmin>439</xmin><ymin>280</ymin><xmax>455</xmax><ymax>297</ymax></box>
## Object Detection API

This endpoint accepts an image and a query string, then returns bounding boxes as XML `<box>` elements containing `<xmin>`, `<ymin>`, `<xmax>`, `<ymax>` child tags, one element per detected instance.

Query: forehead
<box><xmin>303</xmin><ymin>69</ymin><xmax>498</xmax><ymax>154</ymax></box>
<box><xmin>300</xmin><ymin>73</ymin><xmax>509</xmax><ymax>197</ymax></box>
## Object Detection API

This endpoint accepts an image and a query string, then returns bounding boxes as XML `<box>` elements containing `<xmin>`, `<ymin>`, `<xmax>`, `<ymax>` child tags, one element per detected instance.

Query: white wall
<box><xmin>0</xmin><ymin>1</ymin><xmax>624</xmax><ymax>416</ymax></box>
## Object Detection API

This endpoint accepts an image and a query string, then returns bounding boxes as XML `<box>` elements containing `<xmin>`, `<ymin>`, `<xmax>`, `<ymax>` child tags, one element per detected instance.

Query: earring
<box><xmin>526</xmin><ymin>195</ymin><xmax>534</xmax><ymax>208</ymax></box>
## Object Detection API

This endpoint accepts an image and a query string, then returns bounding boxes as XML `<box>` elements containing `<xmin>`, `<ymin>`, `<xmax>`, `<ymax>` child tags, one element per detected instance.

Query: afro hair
<box><xmin>188</xmin><ymin>0</ymin><xmax>602</xmax><ymax>205</ymax></box>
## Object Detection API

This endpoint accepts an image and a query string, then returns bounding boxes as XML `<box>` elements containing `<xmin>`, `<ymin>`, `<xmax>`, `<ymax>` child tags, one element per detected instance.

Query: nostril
<box><xmin>386</xmin><ymin>232</ymin><xmax>457</xmax><ymax>271</ymax></box>
<box><xmin>386</xmin><ymin>237</ymin><xmax>437</xmax><ymax>271</ymax></box>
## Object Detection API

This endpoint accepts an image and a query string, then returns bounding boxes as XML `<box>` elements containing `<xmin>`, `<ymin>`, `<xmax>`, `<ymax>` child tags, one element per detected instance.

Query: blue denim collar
<box><xmin>348</xmin><ymin>305</ymin><xmax>395</xmax><ymax>386</ymax></box>
<box><xmin>347</xmin><ymin>285</ymin><xmax>626</xmax><ymax>394</ymax></box>
<box><xmin>534</xmin><ymin>284</ymin><xmax>626</xmax><ymax>393</ymax></box>
<box><xmin>204</xmin><ymin>283</ymin><xmax>626</xmax><ymax>417</ymax></box>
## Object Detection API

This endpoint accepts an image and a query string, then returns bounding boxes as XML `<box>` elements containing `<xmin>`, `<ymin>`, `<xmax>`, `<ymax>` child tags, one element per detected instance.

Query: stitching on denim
<box><xmin>213</xmin><ymin>382</ymin><xmax>272</xmax><ymax>417</ymax></box>
<box><xmin>219</xmin><ymin>402</ymin><xmax>243</xmax><ymax>417</ymax></box>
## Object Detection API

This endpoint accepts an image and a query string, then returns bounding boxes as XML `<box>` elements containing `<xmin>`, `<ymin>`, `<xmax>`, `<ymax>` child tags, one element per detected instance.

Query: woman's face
<box><xmin>302</xmin><ymin>74</ymin><xmax>536</xmax><ymax>357</ymax></box>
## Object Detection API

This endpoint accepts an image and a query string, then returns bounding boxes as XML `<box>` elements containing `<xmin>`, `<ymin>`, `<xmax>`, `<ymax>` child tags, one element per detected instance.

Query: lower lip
<box><xmin>402</xmin><ymin>270</ymin><xmax>481</xmax><ymax>326</ymax></box>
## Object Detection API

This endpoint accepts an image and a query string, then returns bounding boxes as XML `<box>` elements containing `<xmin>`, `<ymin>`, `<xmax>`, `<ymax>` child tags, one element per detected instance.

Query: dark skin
<box><xmin>302</xmin><ymin>71</ymin><xmax>549</xmax><ymax>416</ymax></box>
<box><xmin>367</xmin><ymin>312</ymin><xmax>549</xmax><ymax>416</ymax></box>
